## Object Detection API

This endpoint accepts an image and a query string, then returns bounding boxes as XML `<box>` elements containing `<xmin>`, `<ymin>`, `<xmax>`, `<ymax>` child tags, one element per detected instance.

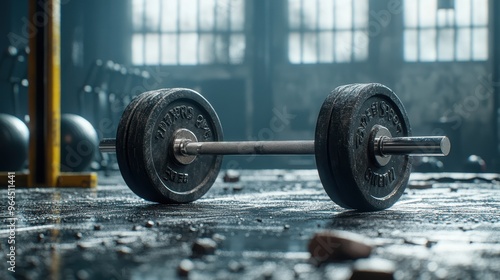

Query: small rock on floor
<box><xmin>349</xmin><ymin>258</ymin><xmax>396</xmax><ymax>280</ymax></box>
<box><xmin>223</xmin><ymin>170</ymin><xmax>241</xmax><ymax>183</ymax></box>
<box><xmin>308</xmin><ymin>231</ymin><xmax>372</xmax><ymax>263</ymax></box>
<box><xmin>116</xmin><ymin>246</ymin><xmax>133</xmax><ymax>255</ymax></box>
<box><xmin>177</xmin><ymin>259</ymin><xmax>194</xmax><ymax>277</ymax></box>
<box><xmin>192</xmin><ymin>238</ymin><xmax>217</xmax><ymax>256</ymax></box>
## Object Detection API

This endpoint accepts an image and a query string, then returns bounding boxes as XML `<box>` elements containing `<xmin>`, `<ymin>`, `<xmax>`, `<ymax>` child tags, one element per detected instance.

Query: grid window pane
<box><xmin>199</xmin><ymin>34</ymin><xmax>215</xmax><ymax>64</ymax></box>
<box><xmin>404</xmin><ymin>0</ymin><xmax>418</xmax><ymax>28</ymax></box>
<box><xmin>132</xmin><ymin>0</ymin><xmax>144</xmax><ymax>30</ymax></box>
<box><xmin>179</xmin><ymin>0</ymin><xmax>197</xmax><ymax>31</ymax></box>
<box><xmin>144</xmin><ymin>34</ymin><xmax>160</xmax><ymax>65</ymax></box>
<box><xmin>472</xmin><ymin>0</ymin><xmax>488</xmax><ymax>25</ymax></box>
<box><xmin>303</xmin><ymin>32</ymin><xmax>318</xmax><ymax>63</ymax></box>
<box><xmin>230</xmin><ymin>34</ymin><xmax>246</xmax><ymax>64</ymax></box>
<box><xmin>132</xmin><ymin>34</ymin><xmax>144</xmax><ymax>65</ymax></box>
<box><xmin>215</xmin><ymin>35</ymin><xmax>228</xmax><ymax>64</ymax></box>
<box><xmin>404</xmin><ymin>30</ymin><xmax>418</xmax><ymax>61</ymax></box>
<box><xmin>419</xmin><ymin>29</ymin><xmax>436</xmax><ymax>61</ymax></box>
<box><xmin>161</xmin><ymin>34</ymin><xmax>178</xmax><ymax>64</ymax></box>
<box><xmin>161</xmin><ymin>0</ymin><xmax>178</xmax><ymax>32</ymax></box>
<box><xmin>288</xmin><ymin>0</ymin><xmax>301</xmax><ymax>30</ymax></box>
<box><xmin>179</xmin><ymin>33</ymin><xmax>198</xmax><ymax>65</ymax></box>
<box><xmin>353</xmin><ymin>0</ymin><xmax>368</xmax><ymax>29</ymax></box>
<box><xmin>437</xmin><ymin>28</ymin><xmax>454</xmax><ymax>61</ymax></box>
<box><xmin>318</xmin><ymin>0</ymin><xmax>334</xmax><ymax>30</ymax></box>
<box><xmin>334</xmin><ymin>0</ymin><xmax>353</xmax><ymax>30</ymax></box>
<box><xmin>437</xmin><ymin>9</ymin><xmax>455</xmax><ymax>27</ymax></box>
<box><xmin>456</xmin><ymin>28</ymin><xmax>471</xmax><ymax>61</ymax></box>
<box><xmin>472</xmin><ymin>27</ymin><xmax>488</xmax><ymax>60</ymax></box>
<box><xmin>288</xmin><ymin>32</ymin><xmax>302</xmax><ymax>64</ymax></box>
<box><xmin>455</xmin><ymin>0</ymin><xmax>471</xmax><ymax>26</ymax></box>
<box><xmin>288</xmin><ymin>0</ymin><xmax>369</xmax><ymax>64</ymax></box>
<box><xmin>144</xmin><ymin>0</ymin><xmax>161</xmax><ymax>31</ymax></box>
<box><xmin>318</xmin><ymin>31</ymin><xmax>334</xmax><ymax>63</ymax></box>
<box><xmin>132</xmin><ymin>0</ymin><xmax>246</xmax><ymax>65</ymax></box>
<box><xmin>302</xmin><ymin>1</ymin><xmax>318</xmax><ymax>29</ymax></box>
<box><xmin>230</xmin><ymin>0</ymin><xmax>245</xmax><ymax>31</ymax></box>
<box><xmin>404</xmin><ymin>0</ymin><xmax>488</xmax><ymax>62</ymax></box>
<box><xmin>419</xmin><ymin>0</ymin><xmax>437</xmax><ymax>28</ymax></box>
<box><xmin>336</xmin><ymin>31</ymin><xmax>353</xmax><ymax>62</ymax></box>
<box><xmin>199</xmin><ymin>0</ymin><xmax>215</xmax><ymax>31</ymax></box>
<box><xmin>216</xmin><ymin>0</ymin><xmax>230</xmax><ymax>31</ymax></box>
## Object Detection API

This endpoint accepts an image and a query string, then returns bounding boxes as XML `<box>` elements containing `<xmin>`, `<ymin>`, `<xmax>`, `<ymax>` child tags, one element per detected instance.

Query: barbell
<box><xmin>100</xmin><ymin>83</ymin><xmax>450</xmax><ymax>211</ymax></box>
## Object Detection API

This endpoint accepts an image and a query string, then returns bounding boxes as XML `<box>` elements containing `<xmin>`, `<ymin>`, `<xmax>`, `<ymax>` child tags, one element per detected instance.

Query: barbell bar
<box><xmin>100</xmin><ymin>136</ymin><xmax>450</xmax><ymax>157</ymax></box>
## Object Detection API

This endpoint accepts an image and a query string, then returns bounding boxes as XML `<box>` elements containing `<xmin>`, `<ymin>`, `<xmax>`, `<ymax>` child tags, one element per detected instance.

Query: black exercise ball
<box><xmin>60</xmin><ymin>114</ymin><xmax>98</xmax><ymax>172</ymax></box>
<box><xmin>0</xmin><ymin>114</ymin><xmax>29</xmax><ymax>171</ymax></box>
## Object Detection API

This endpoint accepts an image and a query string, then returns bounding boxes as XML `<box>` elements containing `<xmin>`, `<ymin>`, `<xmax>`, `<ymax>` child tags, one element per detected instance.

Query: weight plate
<box><xmin>128</xmin><ymin>90</ymin><xmax>177</xmax><ymax>202</ymax></box>
<box><xmin>315</xmin><ymin>83</ymin><xmax>412</xmax><ymax>211</ymax></box>
<box><xmin>128</xmin><ymin>88</ymin><xmax>223</xmax><ymax>203</ymax></box>
<box><xmin>116</xmin><ymin>91</ymin><xmax>161</xmax><ymax>201</ymax></box>
<box><xmin>314</xmin><ymin>84</ymin><xmax>356</xmax><ymax>209</ymax></box>
<box><xmin>126</xmin><ymin>89</ymin><xmax>180</xmax><ymax>202</ymax></box>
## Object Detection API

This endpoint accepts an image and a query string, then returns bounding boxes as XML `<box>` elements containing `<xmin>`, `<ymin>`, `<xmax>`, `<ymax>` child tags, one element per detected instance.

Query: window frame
<box><xmin>130</xmin><ymin>0</ymin><xmax>247</xmax><ymax>66</ymax></box>
<box><xmin>285</xmin><ymin>0</ymin><xmax>371</xmax><ymax>65</ymax></box>
<box><xmin>403</xmin><ymin>0</ymin><xmax>489</xmax><ymax>63</ymax></box>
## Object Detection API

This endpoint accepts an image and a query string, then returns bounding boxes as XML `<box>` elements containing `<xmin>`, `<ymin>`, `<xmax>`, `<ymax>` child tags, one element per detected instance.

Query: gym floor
<box><xmin>2</xmin><ymin>170</ymin><xmax>499</xmax><ymax>280</ymax></box>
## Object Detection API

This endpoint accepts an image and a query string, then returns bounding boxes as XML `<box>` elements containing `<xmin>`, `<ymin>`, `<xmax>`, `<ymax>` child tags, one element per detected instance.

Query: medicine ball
<box><xmin>0</xmin><ymin>114</ymin><xmax>29</xmax><ymax>171</ymax></box>
<box><xmin>60</xmin><ymin>114</ymin><xmax>99</xmax><ymax>172</ymax></box>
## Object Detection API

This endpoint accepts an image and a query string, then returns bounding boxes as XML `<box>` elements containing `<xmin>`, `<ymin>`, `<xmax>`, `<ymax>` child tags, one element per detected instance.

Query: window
<box><xmin>287</xmin><ymin>0</ymin><xmax>369</xmax><ymax>64</ymax></box>
<box><xmin>131</xmin><ymin>0</ymin><xmax>246</xmax><ymax>65</ymax></box>
<box><xmin>404</xmin><ymin>0</ymin><xmax>489</xmax><ymax>62</ymax></box>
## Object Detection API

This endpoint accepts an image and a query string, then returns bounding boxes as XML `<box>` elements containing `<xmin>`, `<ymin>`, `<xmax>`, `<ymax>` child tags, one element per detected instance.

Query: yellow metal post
<box><xmin>22</xmin><ymin>0</ymin><xmax>96</xmax><ymax>188</ymax></box>
<box><xmin>47</xmin><ymin>0</ymin><xmax>62</xmax><ymax>186</ymax></box>
<box><xmin>28</xmin><ymin>0</ymin><xmax>60</xmax><ymax>187</ymax></box>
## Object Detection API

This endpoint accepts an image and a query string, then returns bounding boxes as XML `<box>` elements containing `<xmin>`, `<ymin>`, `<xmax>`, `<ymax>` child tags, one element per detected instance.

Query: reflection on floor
<box><xmin>1</xmin><ymin>170</ymin><xmax>500</xmax><ymax>280</ymax></box>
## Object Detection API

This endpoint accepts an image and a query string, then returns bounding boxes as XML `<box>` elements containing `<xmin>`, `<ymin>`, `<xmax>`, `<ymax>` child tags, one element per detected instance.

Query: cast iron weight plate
<box><xmin>315</xmin><ymin>83</ymin><xmax>412</xmax><ymax>211</ymax></box>
<box><xmin>116</xmin><ymin>91</ymin><xmax>160</xmax><ymax>202</ymax></box>
<box><xmin>118</xmin><ymin>88</ymin><xmax>223</xmax><ymax>203</ymax></box>
<box><xmin>125</xmin><ymin>90</ymin><xmax>167</xmax><ymax>201</ymax></box>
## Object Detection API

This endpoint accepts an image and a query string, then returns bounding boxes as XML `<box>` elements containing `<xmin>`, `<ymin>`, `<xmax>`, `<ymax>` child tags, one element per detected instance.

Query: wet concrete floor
<box><xmin>1</xmin><ymin>170</ymin><xmax>500</xmax><ymax>279</ymax></box>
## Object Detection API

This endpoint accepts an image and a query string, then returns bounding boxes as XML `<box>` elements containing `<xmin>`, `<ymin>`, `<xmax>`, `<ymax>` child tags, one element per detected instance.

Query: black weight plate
<box><xmin>116</xmin><ymin>91</ymin><xmax>162</xmax><ymax>201</ymax></box>
<box><xmin>315</xmin><ymin>83</ymin><xmax>412</xmax><ymax>211</ymax></box>
<box><xmin>120</xmin><ymin>91</ymin><xmax>166</xmax><ymax>201</ymax></box>
<box><xmin>130</xmin><ymin>88</ymin><xmax>223</xmax><ymax>203</ymax></box>
<box><xmin>315</xmin><ymin>84</ymin><xmax>360</xmax><ymax>209</ymax></box>
<box><xmin>127</xmin><ymin>90</ymin><xmax>174</xmax><ymax>202</ymax></box>
<box><xmin>116</xmin><ymin>91</ymin><xmax>147</xmax><ymax>192</ymax></box>
<box><xmin>126</xmin><ymin>89</ymin><xmax>181</xmax><ymax>202</ymax></box>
